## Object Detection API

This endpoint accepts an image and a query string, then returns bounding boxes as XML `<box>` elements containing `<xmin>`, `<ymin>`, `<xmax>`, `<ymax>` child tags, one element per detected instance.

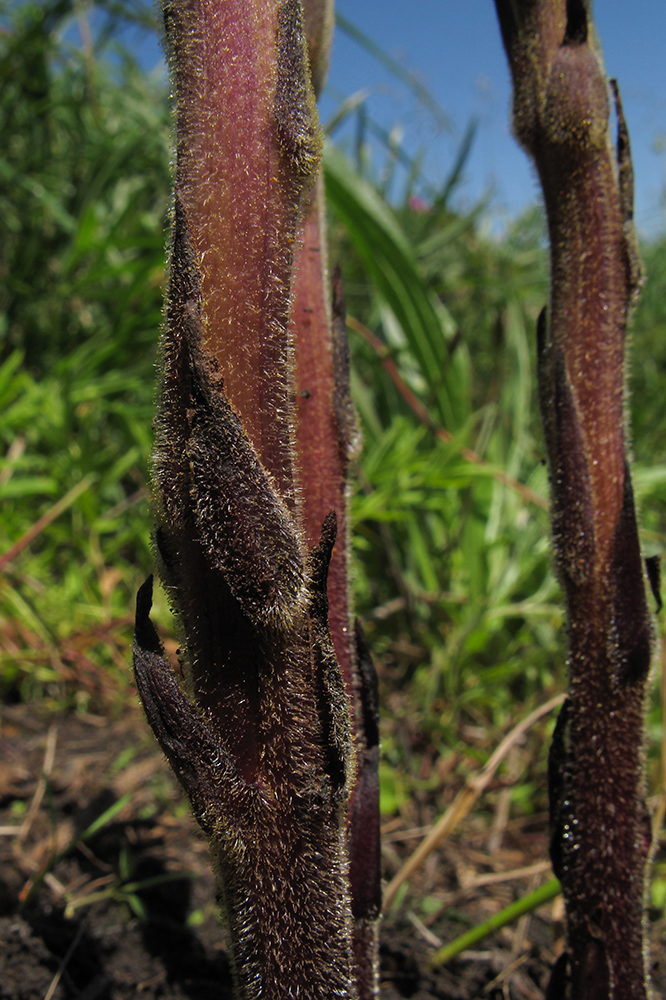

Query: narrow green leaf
<box><xmin>429</xmin><ymin>878</ymin><xmax>561</xmax><ymax>967</ymax></box>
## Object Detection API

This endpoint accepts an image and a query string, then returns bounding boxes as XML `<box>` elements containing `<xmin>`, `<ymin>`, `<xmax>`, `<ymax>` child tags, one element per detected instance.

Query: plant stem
<box><xmin>494</xmin><ymin>3</ymin><xmax>652</xmax><ymax>996</ymax></box>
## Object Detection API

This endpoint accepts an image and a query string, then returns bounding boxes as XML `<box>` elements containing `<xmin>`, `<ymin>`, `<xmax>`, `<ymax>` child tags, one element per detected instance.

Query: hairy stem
<box><xmin>133</xmin><ymin>2</ymin><xmax>374</xmax><ymax>997</ymax></box>
<box><xmin>495</xmin><ymin>3</ymin><xmax>652</xmax><ymax>997</ymax></box>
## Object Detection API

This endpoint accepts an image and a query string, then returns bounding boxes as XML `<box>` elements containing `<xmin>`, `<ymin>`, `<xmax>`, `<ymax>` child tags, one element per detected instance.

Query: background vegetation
<box><xmin>1</xmin><ymin>0</ymin><xmax>665</xmax><ymax>910</ymax></box>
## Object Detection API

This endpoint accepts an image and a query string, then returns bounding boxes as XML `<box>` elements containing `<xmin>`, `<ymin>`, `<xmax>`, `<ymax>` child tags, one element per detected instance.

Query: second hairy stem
<box><xmin>495</xmin><ymin>2</ymin><xmax>652</xmax><ymax>997</ymax></box>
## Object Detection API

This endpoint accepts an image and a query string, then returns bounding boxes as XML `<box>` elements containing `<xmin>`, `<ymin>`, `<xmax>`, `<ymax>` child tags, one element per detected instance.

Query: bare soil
<box><xmin>1</xmin><ymin>702</ymin><xmax>664</xmax><ymax>1000</ymax></box>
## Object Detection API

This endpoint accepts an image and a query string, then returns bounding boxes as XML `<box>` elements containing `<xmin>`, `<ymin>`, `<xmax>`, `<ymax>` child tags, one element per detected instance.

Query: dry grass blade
<box><xmin>18</xmin><ymin>723</ymin><xmax>58</xmax><ymax>843</ymax></box>
<box><xmin>43</xmin><ymin>922</ymin><xmax>85</xmax><ymax>1000</ymax></box>
<box><xmin>383</xmin><ymin>693</ymin><xmax>565</xmax><ymax>911</ymax></box>
<box><xmin>465</xmin><ymin>860</ymin><xmax>552</xmax><ymax>891</ymax></box>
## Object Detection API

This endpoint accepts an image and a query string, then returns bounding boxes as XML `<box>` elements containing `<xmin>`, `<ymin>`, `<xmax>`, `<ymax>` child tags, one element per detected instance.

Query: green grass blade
<box><xmin>324</xmin><ymin>145</ymin><xmax>470</xmax><ymax>431</ymax></box>
<box><xmin>429</xmin><ymin>878</ymin><xmax>561</xmax><ymax>968</ymax></box>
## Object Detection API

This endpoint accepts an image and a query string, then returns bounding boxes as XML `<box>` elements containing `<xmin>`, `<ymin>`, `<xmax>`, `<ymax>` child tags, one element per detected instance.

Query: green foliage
<box><xmin>326</xmin><ymin>144</ymin><xmax>559</xmax><ymax>751</ymax></box>
<box><xmin>630</xmin><ymin>237</ymin><xmax>666</xmax><ymax>537</ymax></box>
<box><xmin>0</xmin><ymin>0</ymin><xmax>168</xmax><ymax>707</ymax></box>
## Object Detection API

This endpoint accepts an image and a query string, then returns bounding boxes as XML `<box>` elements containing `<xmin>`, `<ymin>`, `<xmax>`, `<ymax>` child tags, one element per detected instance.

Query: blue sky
<box><xmin>324</xmin><ymin>2</ymin><xmax>666</xmax><ymax>237</ymax></box>
<box><xmin>120</xmin><ymin>2</ymin><xmax>666</xmax><ymax>238</ymax></box>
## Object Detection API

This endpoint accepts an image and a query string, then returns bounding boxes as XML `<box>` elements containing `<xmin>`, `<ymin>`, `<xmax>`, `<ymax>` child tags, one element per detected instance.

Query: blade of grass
<box><xmin>325</xmin><ymin>145</ymin><xmax>469</xmax><ymax>430</ymax></box>
<box><xmin>432</xmin><ymin>119</ymin><xmax>478</xmax><ymax>210</ymax></box>
<box><xmin>428</xmin><ymin>878</ymin><xmax>562</xmax><ymax>968</ymax></box>
<box><xmin>18</xmin><ymin>724</ymin><xmax>58</xmax><ymax>843</ymax></box>
<box><xmin>18</xmin><ymin>790</ymin><xmax>134</xmax><ymax>905</ymax></box>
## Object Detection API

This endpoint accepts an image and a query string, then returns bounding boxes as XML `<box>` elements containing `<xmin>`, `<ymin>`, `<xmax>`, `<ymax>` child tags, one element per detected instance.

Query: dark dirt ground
<box><xmin>1</xmin><ymin>702</ymin><xmax>665</xmax><ymax>1000</ymax></box>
